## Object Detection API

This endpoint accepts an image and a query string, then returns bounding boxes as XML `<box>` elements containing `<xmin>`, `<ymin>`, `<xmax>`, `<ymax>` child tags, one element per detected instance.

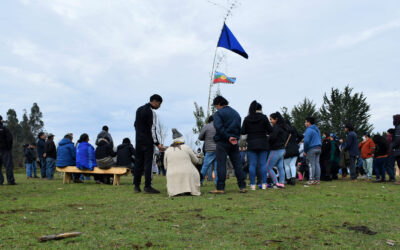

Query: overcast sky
<box><xmin>1</xmin><ymin>0</ymin><xmax>399</xmax><ymax>147</ymax></box>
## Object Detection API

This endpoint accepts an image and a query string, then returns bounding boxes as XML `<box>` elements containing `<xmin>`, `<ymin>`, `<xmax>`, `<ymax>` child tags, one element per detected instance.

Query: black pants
<box><xmin>0</xmin><ymin>150</ymin><xmax>15</xmax><ymax>184</ymax></box>
<box><xmin>134</xmin><ymin>145</ymin><xmax>154</xmax><ymax>188</ymax></box>
<box><xmin>215</xmin><ymin>141</ymin><xmax>246</xmax><ymax>190</ymax></box>
<box><xmin>349</xmin><ymin>156</ymin><xmax>357</xmax><ymax>180</ymax></box>
<box><xmin>320</xmin><ymin>159</ymin><xmax>331</xmax><ymax>180</ymax></box>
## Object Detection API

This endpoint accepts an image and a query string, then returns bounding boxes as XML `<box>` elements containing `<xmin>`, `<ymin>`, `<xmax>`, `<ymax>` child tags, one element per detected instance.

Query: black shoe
<box><xmin>291</xmin><ymin>178</ymin><xmax>296</xmax><ymax>186</ymax></box>
<box><xmin>8</xmin><ymin>182</ymin><xmax>17</xmax><ymax>185</ymax></box>
<box><xmin>388</xmin><ymin>178</ymin><xmax>396</xmax><ymax>182</ymax></box>
<box><xmin>134</xmin><ymin>186</ymin><xmax>142</xmax><ymax>193</ymax></box>
<box><xmin>144</xmin><ymin>186</ymin><xmax>160</xmax><ymax>194</ymax></box>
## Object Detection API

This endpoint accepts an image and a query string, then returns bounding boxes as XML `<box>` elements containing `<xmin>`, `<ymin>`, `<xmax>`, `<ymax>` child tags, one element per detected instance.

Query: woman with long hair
<box><xmin>266</xmin><ymin>112</ymin><xmax>289</xmax><ymax>188</ymax></box>
<box><xmin>241</xmin><ymin>101</ymin><xmax>272</xmax><ymax>190</ymax></box>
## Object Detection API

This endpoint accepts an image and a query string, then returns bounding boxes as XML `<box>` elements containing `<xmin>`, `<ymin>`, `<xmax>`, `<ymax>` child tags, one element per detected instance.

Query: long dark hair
<box><xmin>248</xmin><ymin>100</ymin><xmax>262</xmax><ymax>118</ymax></box>
<box><xmin>77</xmin><ymin>133</ymin><xmax>89</xmax><ymax>143</ymax></box>
<box><xmin>270</xmin><ymin>112</ymin><xmax>285</xmax><ymax>126</ymax></box>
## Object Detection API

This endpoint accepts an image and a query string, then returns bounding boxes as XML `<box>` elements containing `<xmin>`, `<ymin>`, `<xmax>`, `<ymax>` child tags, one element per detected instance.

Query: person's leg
<box><xmin>247</xmin><ymin>151</ymin><xmax>257</xmax><ymax>185</ymax></box>
<box><xmin>290</xmin><ymin>157</ymin><xmax>298</xmax><ymax>179</ymax></box>
<box><xmin>315</xmin><ymin>150</ymin><xmax>321</xmax><ymax>181</ymax></box>
<box><xmin>0</xmin><ymin>152</ymin><xmax>4</xmax><ymax>184</ymax></box>
<box><xmin>373</xmin><ymin>158</ymin><xmax>380</xmax><ymax>180</ymax></box>
<box><xmin>143</xmin><ymin>147</ymin><xmax>155</xmax><ymax>188</ymax></box>
<box><xmin>228</xmin><ymin>144</ymin><xmax>246</xmax><ymax>189</ymax></box>
<box><xmin>47</xmin><ymin>158</ymin><xmax>56</xmax><ymax>180</ymax></box>
<box><xmin>307</xmin><ymin>151</ymin><xmax>316</xmax><ymax>181</ymax></box>
<box><xmin>2</xmin><ymin>151</ymin><xmax>15</xmax><ymax>184</ymax></box>
<box><xmin>32</xmin><ymin>161</ymin><xmax>38</xmax><ymax>177</ymax></box>
<box><xmin>276</xmin><ymin>150</ymin><xmax>286</xmax><ymax>184</ymax></box>
<box><xmin>284</xmin><ymin>158</ymin><xmax>292</xmax><ymax>179</ymax></box>
<box><xmin>258</xmin><ymin>151</ymin><xmax>268</xmax><ymax>185</ymax></box>
<box><xmin>26</xmin><ymin>163</ymin><xmax>32</xmax><ymax>178</ymax></box>
<box><xmin>40</xmin><ymin>158</ymin><xmax>46</xmax><ymax>178</ymax></box>
<box><xmin>215</xmin><ymin>142</ymin><xmax>228</xmax><ymax>190</ymax></box>
<box><xmin>134</xmin><ymin>147</ymin><xmax>145</xmax><ymax>187</ymax></box>
<box><xmin>365</xmin><ymin>158</ymin><xmax>373</xmax><ymax>180</ymax></box>
<box><xmin>201</xmin><ymin>152</ymin><xmax>215</xmax><ymax>184</ymax></box>
<box><xmin>266</xmin><ymin>151</ymin><xmax>279</xmax><ymax>184</ymax></box>
<box><xmin>385</xmin><ymin>155</ymin><xmax>396</xmax><ymax>181</ymax></box>
<box><xmin>349</xmin><ymin>156</ymin><xmax>357</xmax><ymax>180</ymax></box>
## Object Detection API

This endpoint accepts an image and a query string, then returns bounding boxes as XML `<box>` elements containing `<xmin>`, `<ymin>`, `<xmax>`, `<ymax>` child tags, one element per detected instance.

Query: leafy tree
<box><xmin>192</xmin><ymin>102</ymin><xmax>206</xmax><ymax>146</ymax></box>
<box><xmin>21</xmin><ymin>110</ymin><xmax>34</xmax><ymax>144</ymax></box>
<box><xmin>29</xmin><ymin>103</ymin><xmax>44</xmax><ymax>138</ymax></box>
<box><xmin>319</xmin><ymin>85</ymin><xmax>373</xmax><ymax>139</ymax></box>
<box><xmin>281</xmin><ymin>107</ymin><xmax>292</xmax><ymax>124</ymax></box>
<box><xmin>290</xmin><ymin>98</ymin><xmax>320</xmax><ymax>134</ymax></box>
<box><xmin>6</xmin><ymin>109</ymin><xmax>23</xmax><ymax>166</ymax></box>
<box><xmin>156</xmin><ymin>118</ymin><xmax>168</xmax><ymax>145</ymax></box>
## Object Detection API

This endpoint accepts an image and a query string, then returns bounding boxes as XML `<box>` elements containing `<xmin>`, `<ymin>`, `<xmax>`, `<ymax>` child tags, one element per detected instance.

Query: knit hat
<box><xmin>172</xmin><ymin>128</ymin><xmax>183</xmax><ymax>139</ymax></box>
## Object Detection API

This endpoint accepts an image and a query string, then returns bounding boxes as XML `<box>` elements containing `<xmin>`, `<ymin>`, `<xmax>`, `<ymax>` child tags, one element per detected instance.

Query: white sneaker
<box><xmin>261</xmin><ymin>184</ymin><xmax>267</xmax><ymax>190</ymax></box>
<box><xmin>250</xmin><ymin>185</ymin><xmax>256</xmax><ymax>191</ymax></box>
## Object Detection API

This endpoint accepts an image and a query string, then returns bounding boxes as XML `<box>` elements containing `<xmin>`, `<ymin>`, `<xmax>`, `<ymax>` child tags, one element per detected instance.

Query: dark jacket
<box><xmin>241</xmin><ymin>112</ymin><xmax>272</xmax><ymax>151</ymax></box>
<box><xmin>56</xmin><ymin>138</ymin><xmax>76</xmax><ymax>167</ymax></box>
<box><xmin>24</xmin><ymin>147</ymin><xmax>36</xmax><ymax>164</ymax></box>
<box><xmin>373</xmin><ymin>136</ymin><xmax>388</xmax><ymax>158</ymax></box>
<box><xmin>344</xmin><ymin>131</ymin><xmax>359</xmax><ymax>157</ymax></box>
<box><xmin>213</xmin><ymin>106</ymin><xmax>242</xmax><ymax>143</ymax></box>
<box><xmin>269</xmin><ymin>124</ymin><xmax>289</xmax><ymax>150</ymax></box>
<box><xmin>0</xmin><ymin>123</ymin><xmax>13</xmax><ymax>151</ymax></box>
<box><xmin>95</xmin><ymin>139</ymin><xmax>116</xmax><ymax>160</ymax></box>
<box><xmin>391</xmin><ymin>124</ymin><xmax>400</xmax><ymax>152</ymax></box>
<box><xmin>199</xmin><ymin>122</ymin><xmax>217</xmax><ymax>152</ymax></box>
<box><xmin>37</xmin><ymin>138</ymin><xmax>45</xmax><ymax>159</ymax></box>
<box><xmin>116</xmin><ymin>143</ymin><xmax>136</xmax><ymax>167</ymax></box>
<box><xmin>96</xmin><ymin>130</ymin><xmax>114</xmax><ymax>149</ymax></box>
<box><xmin>44</xmin><ymin>139</ymin><xmax>57</xmax><ymax>159</ymax></box>
<box><xmin>320</xmin><ymin>137</ymin><xmax>332</xmax><ymax>161</ymax></box>
<box><xmin>135</xmin><ymin>103</ymin><xmax>160</xmax><ymax>147</ymax></box>
<box><xmin>284</xmin><ymin>126</ymin><xmax>301</xmax><ymax>158</ymax></box>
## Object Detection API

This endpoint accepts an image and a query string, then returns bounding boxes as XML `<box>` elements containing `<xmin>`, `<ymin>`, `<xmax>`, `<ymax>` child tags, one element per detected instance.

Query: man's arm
<box><xmin>149</xmin><ymin>109</ymin><xmax>160</xmax><ymax>146</ymax></box>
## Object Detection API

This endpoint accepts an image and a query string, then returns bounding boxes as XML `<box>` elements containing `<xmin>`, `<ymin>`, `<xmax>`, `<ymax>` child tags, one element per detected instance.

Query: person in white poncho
<box><xmin>164</xmin><ymin>128</ymin><xmax>201</xmax><ymax>197</ymax></box>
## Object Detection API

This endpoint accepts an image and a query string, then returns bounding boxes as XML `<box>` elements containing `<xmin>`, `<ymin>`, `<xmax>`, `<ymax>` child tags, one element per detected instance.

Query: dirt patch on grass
<box><xmin>342</xmin><ymin>222</ymin><xmax>377</xmax><ymax>235</ymax></box>
<box><xmin>0</xmin><ymin>208</ymin><xmax>50</xmax><ymax>214</ymax></box>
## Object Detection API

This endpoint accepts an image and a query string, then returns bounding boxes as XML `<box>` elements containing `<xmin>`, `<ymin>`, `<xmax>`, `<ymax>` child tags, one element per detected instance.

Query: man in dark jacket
<box><xmin>0</xmin><ymin>115</ymin><xmax>16</xmax><ymax>185</ymax></box>
<box><xmin>344</xmin><ymin>123</ymin><xmax>360</xmax><ymax>180</ymax></box>
<box><xmin>37</xmin><ymin>132</ymin><xmax>47</xmax><ymax>178</ymax></box>
<box><xmin>209</xmin><ymin>96</ymin><xmax>247</xmax><ymax>194</ymax></box>
<box><xmin>134</xmin><ymin>94</ymin><xmax>165</xmax><ymax>194</ymax></box>
<box><xmin>391</xmin><ymin>115</ymin><xmax>400</xmax><ymax>185</ymax></box>
<box><xmin>44</xmin><ymin>133</ymin><xmax>57</xmax><ymax>180</ymax></box>
<box><xmin>117</xmin><ymin>138</ymin><xmax>136</xmax><ymax>169</ymax></box>
<box><xmin>385</xmin><ymin>129</ymin><xmax>396</xmax><ymax>182</ymax></box>
<box><xmin>96</xmin><ymin>126</ymin><xmax>114</xmax><ymax>149</ymax></box>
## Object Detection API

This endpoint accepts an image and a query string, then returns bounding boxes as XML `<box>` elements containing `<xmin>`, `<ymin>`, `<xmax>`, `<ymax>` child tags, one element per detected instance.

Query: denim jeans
<box><xmin>284</xmin><ymin>156</ymin><xmax>298</xmax><ymax>179</ymax></box>
<box><xmin>307</xmin><ymin>147</ymin><xmax>321</xmax><ymax>181</ymax></box>
<box><xmin>215</xmin><ymin>141</ymin><xmax>246</xmax><ymax>190</ymax></box>
<box><xmin>39</xmin><ymin>158</ymin><xmax>46</xmax><ymax>178</ymax></box>
<box><xmin>26</xmin><ymin>163</ymin><xmax>33</xmax><ymax>177</ymax></box>
<box><xmin>349</xmin><ymin>156</ymin><xmax>357</xmax><ymax>180</ymax></box>
<box><xmin>46</xmin><ymin>158</ymin><xmax>56</xmax><ymax>180</ymax></box>
<box><xmin>200</xmin><ymin>152</ymin><xmax>218</xmax><ymax>185</ymax></box>
<box><xmin>266</xmin><ymin>149</ymin><xmax>286</xmax><ymax>184</ymax></box>
<box><xmin>362</xmin><ymin>158</ymin><xmax>373</xmax><ymax>179</ymax></box>
<box><xmin>247</xmin><ymin>150</ymin><xmax>268</xmax><ymax>185</ymax></box>
<box><xmin>374</xmin><ymin>157</ymin><xmax>388</xmax><ymax>180</ymax></box>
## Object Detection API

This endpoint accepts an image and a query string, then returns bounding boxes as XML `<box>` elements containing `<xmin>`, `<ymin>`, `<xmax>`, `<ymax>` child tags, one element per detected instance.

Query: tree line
<box><xmin>193</xmin><ymin>85</ymin><xmax>373</xmax><ymax>142</ymax></box>
<box><xmin>4</xmin><ymin>103</ymin><xmax>45</xmax><ymax>167</ymax></box>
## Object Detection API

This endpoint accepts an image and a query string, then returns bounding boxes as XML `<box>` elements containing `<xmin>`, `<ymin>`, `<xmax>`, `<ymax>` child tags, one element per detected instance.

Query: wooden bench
<box><xmin>56</xmin><ymin>166</ymin><xmax>130</xmax><ymax>186</ymax></box>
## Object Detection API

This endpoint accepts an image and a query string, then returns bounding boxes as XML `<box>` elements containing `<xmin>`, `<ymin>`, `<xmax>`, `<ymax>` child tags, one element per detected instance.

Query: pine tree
<box><xmin>20</xmin><ymin>110</ymin><xmax>35</xmax><ymax>144</ymax></box>
<box><xmin>319</xmin><ymin>85</ymin><xmax>373</xmax><ymax>139</ymax></box>
<box><xmin>281</xmin><ymin>107</ymin><xmax>292</xmax><ymax>124</ymax></box>
<box><xmin>192</xmin><ymin>102</ymin><xmax>206</xmax><ymax>146</ymax></box>
<box><xmin>29</xmin><ymin>103</ymin><xmax>44</xmax><ymax>138</ymax></box>
<box><xmin>290</xmin><ymin>98</ymin><xmax>320</xmax><ymax>134</ymax></box>
<box><xmin>6</xmin><ymin>109</ymin><xmax>23</xmax><ymax>166</ymax></box>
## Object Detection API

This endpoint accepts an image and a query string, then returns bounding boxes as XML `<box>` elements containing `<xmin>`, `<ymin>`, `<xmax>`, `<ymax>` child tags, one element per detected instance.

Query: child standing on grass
<box><xmin>24</xmin><ymin>143</ymin><xmax>38</xmax><ymax>178</ymax></box>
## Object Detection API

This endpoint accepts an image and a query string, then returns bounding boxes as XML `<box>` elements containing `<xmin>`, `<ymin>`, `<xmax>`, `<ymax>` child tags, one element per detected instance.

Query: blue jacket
<box><xmin>56</xmin><ymin>138</ymin><xmax>76</xmax><ymax>167</ymax></box>
<box><xmin>345</xmin><ymin>131</ymin><xmax>359</xmax><ymax>157</ymax></box>
<box><xmin>304</xmin><ymin>125</ymin><xmax>322</xmax><ymax>153</ymax></box>
<box><xmin>76</xmin><ymin>142</ymin><xmax>97</xmax><ymax>170</ymax></box>
<box><xmin>213</xmin><ymin>106</ymin><xmax>242</xmax><ymax>142</ymax></box>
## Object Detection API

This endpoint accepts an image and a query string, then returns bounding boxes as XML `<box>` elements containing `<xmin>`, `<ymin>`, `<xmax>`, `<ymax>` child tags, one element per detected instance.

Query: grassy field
<box><xmin>0</xmin><ymin>172</ymin><xmax>399</xmax><ymax>249</ymax></box>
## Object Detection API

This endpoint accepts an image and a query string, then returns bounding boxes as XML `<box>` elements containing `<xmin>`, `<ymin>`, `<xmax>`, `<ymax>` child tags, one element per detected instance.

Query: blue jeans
<box><xmin>266</xmin><ymin>149</ymin><xmax>286</xmax><ymax>184</ymax></box>
<box><xmin>201</xmin><ymin>152</ymin><xmax>218</xmax><ymax>185</ymax></box>
<box><xmin>247</xmin><ymin>151</ymin><xmax>268</xmax><ymax>185</ymax></box>
<box><xmin>215</xmin><ymin>141</ymin><xmax>246</xmax><ymax>190</ymax></box>
<box><xmin>284</xmin><ymin>157</ymin><xmax>298</xmax><ymax>179</ymax></box>
<box><xmin>39</xmin><ymin>158</ymin><xmax>46</xmax><ymax>178</ymax></box>
<box><xmin>26</xmin><ymin>163</ymin><xmax>33</xmax><ymax>177</ymax></box>
<box><xmin>307</xmin><ymin>147</ymin><xmax>321</xmax><ymax>181</ymax></box>
<box><xmin>385</xmin><ymin>155</ymin><xmax>396</xmax><ymax>180</ymax></box>
<box><xmin>46</xmin><ymin>158</ymin><xmax>56</xmax><ymax>180</ymax></box>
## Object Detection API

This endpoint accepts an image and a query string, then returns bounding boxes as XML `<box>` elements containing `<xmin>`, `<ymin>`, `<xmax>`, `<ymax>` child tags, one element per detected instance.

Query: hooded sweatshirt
<box><xmin>304</xmin><ymin>124</ymin><xmax>322</xmax><ymax>153</ymax></box>
<box><xmin>56</xmin><ymin>138</ymin><xmax>76</xmax><ymax>167</ymax></box>
<box><xmin>241</xmin><ymin>112</ymin><xmax>272</xmax><ymax>151</ymax></box>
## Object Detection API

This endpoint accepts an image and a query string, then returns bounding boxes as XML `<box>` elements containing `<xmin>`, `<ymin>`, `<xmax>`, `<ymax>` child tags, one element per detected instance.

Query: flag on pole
<box><xmin>213</xmin><ymin>72</ymin><xmax>236</xmax><ymax>84</ymax></box>
<box><xmin>217</xmin><ymin>23</ymin><xmax>248</xmax><ymax>59</ymax></box>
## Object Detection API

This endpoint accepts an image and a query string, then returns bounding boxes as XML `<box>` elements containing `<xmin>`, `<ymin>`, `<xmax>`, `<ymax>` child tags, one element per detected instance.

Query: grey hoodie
<box><xmin>199</xmin><ymin>122</ymin><xmax>217</xmax><ymax>152</ymax></box>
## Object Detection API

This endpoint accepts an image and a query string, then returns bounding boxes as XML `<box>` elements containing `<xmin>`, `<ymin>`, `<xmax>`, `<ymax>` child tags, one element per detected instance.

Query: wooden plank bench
<box><xmin>56</xmin><ymin>166</ymin><xmax>130</xmax><ymax>186</ymax></box>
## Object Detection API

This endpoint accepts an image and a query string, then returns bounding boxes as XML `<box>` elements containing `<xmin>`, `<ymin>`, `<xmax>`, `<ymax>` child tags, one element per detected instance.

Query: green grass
<box><xmin>1</xmin><ymin>173</ymin><xmax>399</xmax><ymax>249</ymax></box>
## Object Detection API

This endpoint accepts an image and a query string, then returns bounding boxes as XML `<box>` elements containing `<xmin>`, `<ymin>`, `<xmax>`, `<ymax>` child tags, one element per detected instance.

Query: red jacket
<box><xmin>358</xmin><ymin>138</ymin><xmax>375</xmax><ymax>159</ymax></box>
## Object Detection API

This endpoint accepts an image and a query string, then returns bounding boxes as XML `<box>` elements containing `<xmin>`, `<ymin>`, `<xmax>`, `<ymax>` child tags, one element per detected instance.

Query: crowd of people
<box><xmin>0</xmin><ymin>96</ymin><xmax>399</xmax><ymax>198</ymax></box>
